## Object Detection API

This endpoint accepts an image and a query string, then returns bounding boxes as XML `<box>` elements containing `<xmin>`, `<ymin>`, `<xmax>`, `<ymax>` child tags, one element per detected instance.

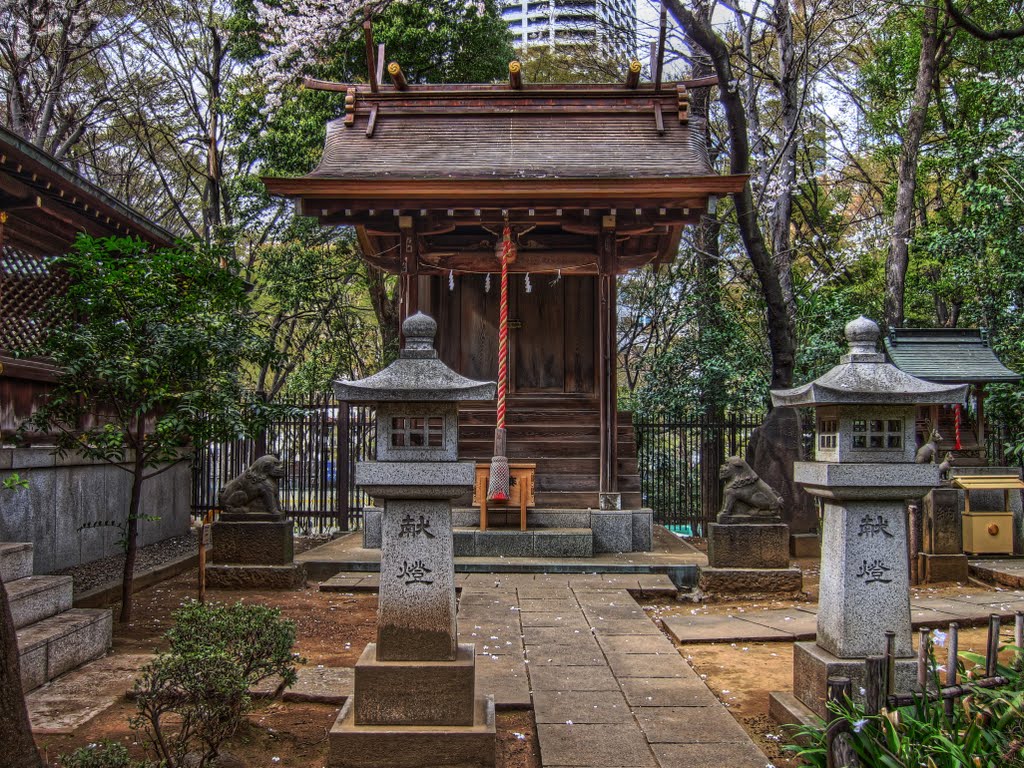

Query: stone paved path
<box><xmin>663</xmin><ymin>588</ymin><xmax>1024</xmax><ymax>644</ymax></box>
<box><xmin>456</xmin><ymin>575</ymin><xmax>768</xmax><ymax>768</ymax></box>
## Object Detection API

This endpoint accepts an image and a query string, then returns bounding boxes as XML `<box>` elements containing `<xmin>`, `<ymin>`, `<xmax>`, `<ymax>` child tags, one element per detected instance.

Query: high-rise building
<box><xmin>501</xmin><ymin>0</ymin><xmax>637</xmax><ymax>60</ymax></box>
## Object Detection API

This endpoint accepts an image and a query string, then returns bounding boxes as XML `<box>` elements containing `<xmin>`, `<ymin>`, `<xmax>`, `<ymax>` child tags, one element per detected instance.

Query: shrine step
<box><xmin>0</xmin><ymin>542</ymin><xmax>34</xmax><ymax>583</ymax></box>
<box><xmin>535</xmin><ymin>491</ymin><xmax>643</xmax><ymax>508</ymax></box>
<box><xmin>17</xmin><ymin>608</ymin><xmax>113</xmax><ymax>692</ymax></box>
<box><xmin>6</xmin><ymin>575</ymin><xmax>74</xmax><ymax>629</ymax></box>
<box><xmin>453</xmin><ymin>528</ymin><xmax>593</xmax><ymax>558</ymax></box>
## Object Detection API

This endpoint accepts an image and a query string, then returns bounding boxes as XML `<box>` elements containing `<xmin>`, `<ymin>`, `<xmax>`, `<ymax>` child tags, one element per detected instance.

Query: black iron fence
<box><xmin>191</xmin><ymin>393</ymin><xmax>376</xmax><ymax>533</ymax></box>
<box><xmin>633</xmin><ymin>411</ymin><xmax>766</xmax><ymax>537</ymax></box>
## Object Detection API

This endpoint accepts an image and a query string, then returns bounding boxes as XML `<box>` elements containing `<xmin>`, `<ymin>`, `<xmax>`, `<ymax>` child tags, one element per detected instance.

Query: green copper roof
<box><xmin>884</xmin><ymin>328</ymin><xmax>1021</xmax><ymax>384</ymax></box>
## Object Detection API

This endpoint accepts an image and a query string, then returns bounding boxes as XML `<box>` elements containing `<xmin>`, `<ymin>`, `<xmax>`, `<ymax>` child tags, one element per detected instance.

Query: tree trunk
<box><xmin>0</xmin><ymin>579</ymin><xmax>44</xmax><ymax>768</ymax></box>
<box><xmin>119</xmin><ymin>421</ymin><xmax>147</xmax><ymax>624</ymax></box>
<box><xmin>664</xmin><ymin>0</ymin><xmax>797</xmax><ymax>389</ymax></box>
<box><xmin>364</xmin><ymin>264</ymin><xmax>400</xmax><ymax>361</ymax></box>
<box><xmin>772</xmin><ymin>0</ymin><xmax>799</xmax><ymax>324</ymax></box>
<box><xmin>884</xmin><ymin>0</ymin><xmax>939</xmax><ymax>329</ymax></box>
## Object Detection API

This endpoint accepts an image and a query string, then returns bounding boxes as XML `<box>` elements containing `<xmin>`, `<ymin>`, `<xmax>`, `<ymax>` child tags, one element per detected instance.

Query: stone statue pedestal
<box><xmin>918</xmin><ymin>487</ymin><xmax>969</xmax><ymax>583</ymax></box>
<box><xmin>207</xmin><ymin>516</ymin><xmax>304</xmax><ymax>589</ymax></box>
<box><xmin>700</xmin><ymin>522</ymin><xmax>802</xmax><ymax>595</ymax></box>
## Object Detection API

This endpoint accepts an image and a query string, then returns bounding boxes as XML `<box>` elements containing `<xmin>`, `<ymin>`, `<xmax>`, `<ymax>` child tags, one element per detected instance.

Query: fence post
<box><xmin>865</xmin><ymin>656</ymin><xmax>886</xmax><ymax>715</ymax></box>
<box><xmin>254</xmin><ymin>389</ymin><xmax>268</xmax><ymax>458</ymax></box>
<box><xmin>337</xmin><ymin>401</ymin><xmax>350</xmax><ymax>532</ymax></box>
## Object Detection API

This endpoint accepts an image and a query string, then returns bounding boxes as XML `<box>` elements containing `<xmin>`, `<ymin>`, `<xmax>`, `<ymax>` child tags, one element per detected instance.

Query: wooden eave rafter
<box><xmin>266</xmin><ymin>176</ymin><xmax>746</xmax><ymax>206</ymax></box>
<box><xmin>0</xmin><ymin>126</ymin><xmax>174</xmax><ymax>253</ymax></box>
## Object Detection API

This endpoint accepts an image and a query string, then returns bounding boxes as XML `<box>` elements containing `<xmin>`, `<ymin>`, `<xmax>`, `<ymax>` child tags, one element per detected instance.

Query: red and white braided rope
<box><xmin>954</xmin><ymin>403</ymin><xmax>962</xmax><ymax>451</ymax></box>
<box><xmin>497</xmin><ymin>225</ymin><xmax>512</xmax><ymax>431</ymax></box>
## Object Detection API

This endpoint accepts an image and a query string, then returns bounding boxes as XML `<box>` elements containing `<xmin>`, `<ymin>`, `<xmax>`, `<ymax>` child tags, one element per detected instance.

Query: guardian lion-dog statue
<box><xmin>218</xmin><ymin>455</ymin><xmax>286</xmax><ymax>518</ymax></box>
<box><xmin>718</xmin><ymin>456</ymin><xmax>784</xmax><ymax>523</ymax></box>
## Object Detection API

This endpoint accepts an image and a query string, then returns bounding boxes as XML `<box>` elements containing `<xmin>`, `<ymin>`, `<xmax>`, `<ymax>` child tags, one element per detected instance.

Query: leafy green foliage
<box><xmin>2</xmin><ymin>473</ymin><xmax>29</xmax><ymax>492</ymax></box>
<box><xmin>130</xmin><ymin>600</ymin><xmax>301</xmax><ymax>768</ymax></box>
<box><xmin>59</xmin><ymin>742</ymin><xmax>144</xmax><ymax>768</ymax></box>
<box><xmin>165</xmin><ymin>600</ymin><xmax>301</xmax><ymax>689</ymax></box>
<box><xmin>20</xmin><ymin>235</ymin><xmax>279</xmax><ymax>462</ymax></box>
<box><xmin>787</xmin><ymin>638</ymin><xmax>1024</xmax><ymax>767</ymax></box>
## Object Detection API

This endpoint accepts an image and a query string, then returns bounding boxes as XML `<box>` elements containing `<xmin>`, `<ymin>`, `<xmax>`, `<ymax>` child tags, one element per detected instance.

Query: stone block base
<box><xmin>206</xmin><ymin>563</ymin><xmax>305</xmax><ymax>590</ymax></box>
<box><xmin>792</xmin><ymin>641</ymin><xmax>919</xmax><ymax>719</ymax></box>
<box><xmin>330</xmin><ymin>694</ymin><xmax>496</xmax><ymax>768</ymax></box>
<box><xmin>790</xmin><ymin>533</ymin><xmax>820</xmax><ymax>559</ymax></box>
<box><xmin>698</xmin><ymin>566</ymin><xmax>802</xmax><ymax>595</ymax></box>
<box><xmin>918</xmin><ymin>552</ymin><xmax>969</xmax><ymax>584</ymax></box>
<box><xmin>708</xmin><ymin>523</ymin><xmax>790</xmax><ymax>568</ymax></box>
<box><xmin>354</xmin><ymin>643</ymin><xmax>476</xmax><ymax>726</ymax></box>
<box><xmin>212</xmin><ymin>520</ymin><xmax>294</xmax><ymax>565</ymax></box>
<box><xmin>767</xmin><ymin>691</ymin><xmax>818</xmax><ymax>735</ymax></box>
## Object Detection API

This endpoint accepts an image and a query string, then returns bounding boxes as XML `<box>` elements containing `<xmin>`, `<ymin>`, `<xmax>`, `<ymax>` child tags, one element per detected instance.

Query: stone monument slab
<box><xmin>707</xmin><ymin>522</ymin><xmax>790</xmax><ymax>569</ymax></box>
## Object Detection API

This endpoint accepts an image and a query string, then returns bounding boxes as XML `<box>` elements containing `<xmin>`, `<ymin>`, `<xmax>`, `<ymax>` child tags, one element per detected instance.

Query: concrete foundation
<box><xmin>918</xmin><ymin>552</ymin><xmax>969</xmax><ymax>584</ymax></box>
<box><xmin>708</xmin><ymin>523</ymin><xmax>790</xmax><ymax>568</ymax></box>
<box><xmin>698</xmin><ymin>566</ymin><xmax>803</xmax><ymax>595</ymax></box>
<box><xmin>206</xmin><ymin>563</ymin><xmax>305</xmax><ymax>589</ymax></box>
<box><xmin>212</xmin><ymin>519</ymin><xmax>294</xmax><ymax>565</ymax></box>
<box><xmin>329</xmin><ymin>695</ymin><xmax>496</xmax><ymax>768</ymax></box>
<box><xmin>791</xmin><ymin>641</ymin><xmax>919</xmax><ymax>719</ymax></box>
<box><xmin>354</xmin><ymin>643</ymin><xmax>476</xmax><ymax>726</ymax></box>
<box><xmin>790</xmin><ymin>533</ymin><xmax>820</xmax><ymax>558</ymax></box>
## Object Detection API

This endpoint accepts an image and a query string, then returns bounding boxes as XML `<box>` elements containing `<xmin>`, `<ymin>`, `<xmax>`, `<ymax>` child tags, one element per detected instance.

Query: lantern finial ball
<box><xmin>845</xmin><ymin>315</ymin><xmax>880</xmax><ymax>354</ymax></box>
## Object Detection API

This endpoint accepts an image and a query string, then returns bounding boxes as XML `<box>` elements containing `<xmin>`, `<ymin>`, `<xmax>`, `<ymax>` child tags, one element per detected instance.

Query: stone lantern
<box><xmin>329</xmin><ymin>312</ymin><xmax>497</xmax><ymax>768</ymax></box>
<box><xmin>770</xmin><ymin>316</ymin><xmax>966</xmax><ymax>719</ymax></box>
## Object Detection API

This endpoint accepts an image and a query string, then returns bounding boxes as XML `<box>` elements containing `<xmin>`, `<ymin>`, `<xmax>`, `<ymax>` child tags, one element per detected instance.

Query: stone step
<box><xmin>6</xmin><ymin>575</ymin><xmax>74</xmax><ymax>629</ymax></box>
<box><xmin>454</xmin><ymin>528</ymin><xmax>594</xmax><ymax>558</ymax></box>
<box><xmin>534</xmin><ymin>490</ymin><xmax>643</xmax><ymax>508</ymax></box>
<box><xmin>17</xmin><ymin>608</ymin><xmax>113</xmax><ymax>692</ymax></box>
<box><xmin>0</xmin><ymin>542</ymin><xmax>34</xmax><ymax>583</ymax></box>
<box><xmin>453</xmin><ymin>507</ymin><xmax>594</xmax><ymax>529</ymax></box>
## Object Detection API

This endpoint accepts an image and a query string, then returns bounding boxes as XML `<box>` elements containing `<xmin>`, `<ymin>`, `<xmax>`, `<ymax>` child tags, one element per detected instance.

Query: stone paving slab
<box><xmin>731</xmin><ymin>609</ymin><xmax>818</xmax><ymax>638</ymax></box>
<box><xmin>663</xmin><ymin>613</ymin><xmax>791</xmax><ymax>644</ymax></box>
<box><xmin>523</xmin><ymin>626</ymin><xmax>601</xmax><ymax>647</ymax></box>
<box><xmin>651</xmin><ymin>741</ymin><xmax>768</xmax><ymax>768</ymax></box>
<box><xmin>529</xmin><ymin>664</ymin><xmax>621</xmax><ymax>692</ymax></box>
<box><xmin>970</xmin><ymin>560</ymin><xmax>1024</xmax><ymax>589</ymax></box>
<box><xmin>634</xmin><ymin>706</ymin><xmax>752</xmax><ymax>743</ymax></box>
<box><xmin>604</xmin><ymin>652</ymin><xmax>696</xmax><ymax>680</ymax></box>
<box><xmin>251</xmin><ymin>666</ymin><xmax>353</xmax><ymax>704</ymax></box>
<box><xmin>618</xmin><ymin>677</ymin><xmax>721</xmax><ymax>707</ymax></box>
<box><xmin>520</xmin><ymin>611</ymin><xmax>593</xmax><ymax>628</ymax></box>
<box><xmin>475</xmin><ymin>653</ymin><xmax>531</xmax><ymax>709</ymax></box>
<box><xmin>536</xmin><ymin>723</ymin><xmax>659</xmax><ymax>767</ymax></box>
<box><xmin>589</xmin><ymin>619</ymin><xmax>662</xmax><ymax>636</ymax></box>
<box><xmin>28</xmin><ymin>653</ymin><xmax>151</xmax><ymax>733</ymax></box>
<box><xmin>595</xmin><ymin>633</ymin><xmax>677</xmax><ymax>655</ymax></box>
<box><xmin>534</xmin><ymin>689</ymin><xmax>634</xmax><ymax>724</ymax></box>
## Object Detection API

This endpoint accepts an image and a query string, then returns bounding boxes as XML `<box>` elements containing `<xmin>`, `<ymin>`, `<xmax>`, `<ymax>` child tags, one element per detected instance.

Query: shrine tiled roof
<box><xmin>884</xmin><ymin>328</ymin><xmax>1021</xmax><ymax>384</ymax></box>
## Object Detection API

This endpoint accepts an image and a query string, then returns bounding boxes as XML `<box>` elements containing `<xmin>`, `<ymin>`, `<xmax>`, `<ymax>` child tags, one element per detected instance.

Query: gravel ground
<box><xmin>52</xmin><ymin>531</ymin><xmax>199</xmax><ymax>595</ymax></box>
<box><xmin>50</xmin><ymin>530</ymin><xmax>335</xmax><ymax>595</ymax></box>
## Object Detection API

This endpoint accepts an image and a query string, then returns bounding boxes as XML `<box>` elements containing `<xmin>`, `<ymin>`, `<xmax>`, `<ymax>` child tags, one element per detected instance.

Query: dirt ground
<box><xmin>34</xmin><ymin>570</ymin><xmax>541</xmax><ymax>768</ymax></box>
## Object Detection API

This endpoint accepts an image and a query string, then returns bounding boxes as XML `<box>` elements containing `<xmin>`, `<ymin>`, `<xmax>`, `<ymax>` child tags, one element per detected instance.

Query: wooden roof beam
<box><xmin>388</xmin><ymin>62</ymin><xmax>408</xmax><ymax>91</ymax></box>
<box><xmin>509</xmin><ymin>60</ymin><xmax>522</xmax><ymax>90</ymax></box>
<box><xmin>625</xmin><ymin>60</ymin><xmax>641</xmax><ymax>89</ymax></box>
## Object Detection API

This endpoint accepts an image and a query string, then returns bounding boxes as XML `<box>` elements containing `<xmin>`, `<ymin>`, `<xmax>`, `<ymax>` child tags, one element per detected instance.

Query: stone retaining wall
<box><xmin>0</xmin><ymin>447</ymin><xmax>191</xmax><ymax>573</ymax></box>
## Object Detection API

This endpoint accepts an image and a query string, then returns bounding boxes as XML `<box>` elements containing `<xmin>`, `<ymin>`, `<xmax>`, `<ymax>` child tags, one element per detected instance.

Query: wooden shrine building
<box><xmin>265</xmin><ymin>64</ymin><xmax>745</xmax><ymax>536</ymax></box>
<box><xmin>0</xmin><ymin>124</ymin><xmax>173</xmax><ymax>436</ymax></box>
<box><xmin>885</xmin><ymin>328</ymin><xmax>1021</xmax><ymax>466</ymax></box>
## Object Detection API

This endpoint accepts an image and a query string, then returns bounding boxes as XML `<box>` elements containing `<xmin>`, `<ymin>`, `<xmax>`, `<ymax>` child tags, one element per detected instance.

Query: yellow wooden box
<box><xmin>962</xmin><ymin>511</ymin><xmax>1014</xmax><ymax>555</ymax></box>
<box><xmin>952</xmin><ymin>475</ymin><xmax>1023</xmax><ymax>556</ymax></box>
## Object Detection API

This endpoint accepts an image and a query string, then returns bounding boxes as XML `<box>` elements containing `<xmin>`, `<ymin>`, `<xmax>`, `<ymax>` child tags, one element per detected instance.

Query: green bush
<box><xmin>59</xmin><ymin>741</ymin><xmax>144</xmax><ymax>768</ymax></box>
<box><xmin>786</xmin><ymin>639</ymin><xmax>1024</xmax><ymax>767</ymax></box>
<box><xmin>130</xmin><ymin>600</ymin><xmax>301</xmax><ymax>768</ymax></box>
<box><xmin>165</xmin><ymin>600</ymin><xmax>300</xmax><ymax>689</ymax></box>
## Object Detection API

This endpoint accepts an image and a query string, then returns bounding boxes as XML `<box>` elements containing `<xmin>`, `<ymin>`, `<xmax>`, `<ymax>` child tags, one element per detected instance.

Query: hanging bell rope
<box><xmin>487</xmin><ymin>225</ymin><xmax>514</xmax><ymax>502</ymax></box>
<box><xmin>954</xmin><ymin>403</ymin><xmax>962</xmax><ymax>451</ymax></box>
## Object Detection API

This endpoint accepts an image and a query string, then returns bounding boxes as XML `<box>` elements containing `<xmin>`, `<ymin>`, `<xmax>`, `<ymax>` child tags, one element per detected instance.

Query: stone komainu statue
<box><xmin>218</xmin><ymin>454</ymin><xmax>286</xmax><ymax>518</ymax></box>
<box><xmin>718</xmin><ymin>455</ymin><xmax>784</xmax><ymax>524</ymax></box>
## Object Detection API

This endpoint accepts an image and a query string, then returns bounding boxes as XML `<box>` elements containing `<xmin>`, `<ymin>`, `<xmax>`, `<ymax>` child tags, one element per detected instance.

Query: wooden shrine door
<box><xmin>432</xmin><ymin>275</ymin><xmax>596</xmax><ymax>395</ymax></box>
<box><xmin>511</xmin><ymin>276</ymin><xmax>595</xmax><ymax>394</ymax></box>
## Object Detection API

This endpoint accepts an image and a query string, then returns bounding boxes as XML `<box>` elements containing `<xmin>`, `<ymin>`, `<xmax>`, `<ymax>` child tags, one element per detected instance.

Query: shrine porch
<box><xmin>296</xmin><ymin>526</ymin><xmax>705</xmax><ymax>587</ymax></box>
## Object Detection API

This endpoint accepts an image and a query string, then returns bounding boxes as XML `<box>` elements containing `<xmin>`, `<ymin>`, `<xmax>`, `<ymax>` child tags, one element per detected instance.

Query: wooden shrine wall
<box><xmin>427</xmin><ymin>274</ymin><xmax>596</xmax><ymax>395</ymax></box>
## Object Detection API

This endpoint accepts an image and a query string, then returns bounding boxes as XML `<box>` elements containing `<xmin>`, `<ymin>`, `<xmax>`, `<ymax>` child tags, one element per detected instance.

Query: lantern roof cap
<box><xmin>333</xmin><ymin>313</ymin><xmax>496</xmax><ymax>403</ymax></box>
<box><xmin>771</xmin><ymin>316</ymin><xmax>968</xmax><ymax>408</ymax></box>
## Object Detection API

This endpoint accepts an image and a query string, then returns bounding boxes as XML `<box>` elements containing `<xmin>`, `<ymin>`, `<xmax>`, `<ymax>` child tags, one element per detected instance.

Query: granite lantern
<box><xmin>770</xmin><ymin>316</ymin><xmax>966</xmax><ymax>719</ymax></box>
<box><xmin>329</xmin><ymin>312</ymin><xmax>497</xmax><ymax>768</ymax></box>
